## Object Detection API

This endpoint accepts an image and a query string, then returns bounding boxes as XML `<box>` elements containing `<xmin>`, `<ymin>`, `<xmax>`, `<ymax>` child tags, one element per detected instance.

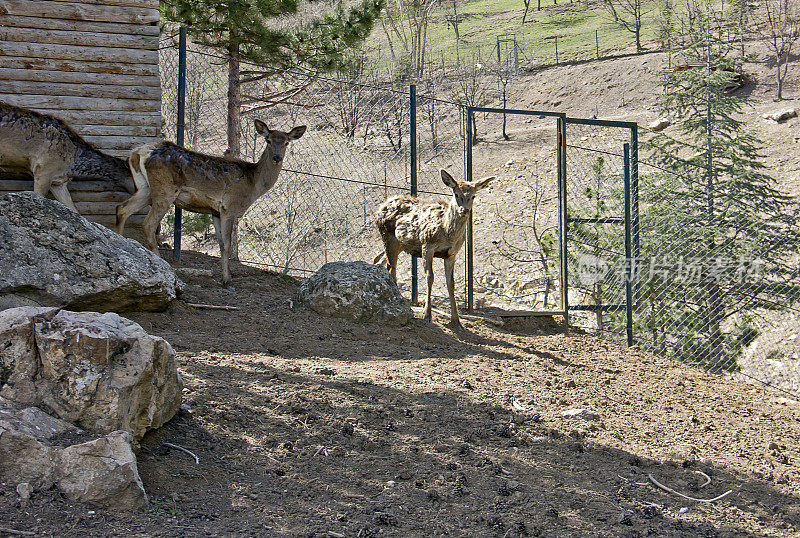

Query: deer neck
<box><xmin>252</xmin><ymin>151</ymin><xmax>283</xmax><ymax>194</ymax></box>
<box><xmin>445</xmin><ymin>196</ymin><xmax>473</xmax><ymax>236</ymax></box>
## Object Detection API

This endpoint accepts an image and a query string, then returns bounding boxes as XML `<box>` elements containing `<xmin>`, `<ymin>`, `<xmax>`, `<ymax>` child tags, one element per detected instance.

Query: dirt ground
<box><xmin>2</xmin><ymin>251</ymin><xmax>799</xmax><ymax>537</ymax></box>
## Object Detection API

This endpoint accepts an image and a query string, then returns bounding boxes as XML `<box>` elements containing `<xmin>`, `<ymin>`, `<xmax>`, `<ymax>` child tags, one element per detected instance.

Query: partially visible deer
<box><xmin>116</xmin><ymin>119</ymin><xmax>306</xmax><ymax>285</ymax></box>
<box><xmin>375</xmin><ymin>169</ymin><xmax>495</xmax><ymax>328</ymax></box>
<box><xmin>0</xmin><ymin>101</ymin><xmax>135</xmax><ymax>210</ymax></box>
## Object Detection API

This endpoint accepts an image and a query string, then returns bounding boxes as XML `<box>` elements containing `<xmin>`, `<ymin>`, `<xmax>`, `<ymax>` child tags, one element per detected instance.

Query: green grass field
<box><xmin>367</xmin><ymin>0</ymin><xmax>718</xmax><ymax>73</ymax></box>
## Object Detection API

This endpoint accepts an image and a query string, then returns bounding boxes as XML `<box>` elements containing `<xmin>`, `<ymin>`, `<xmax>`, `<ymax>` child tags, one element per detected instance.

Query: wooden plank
<box><xmin>0</xmin><ymin>15</ymin><xmax>160</xmax><ymax>36</ymax></box>
<box><xmin>1</xmin><ymin>179</ymin><xmax>120</xmax><ymax>192</ymax></box>
<box><xmin>0</xmin><ymin>26</ymin><xmax>158</xmax><ymax>50</ymax></box>
<box><xmin>73</xmin><ymin>124</ymin><xmax>158</xmax><ymax>137</ymax></box>
<box><xmin>0</xmin><ymin>94</ymin><xmax>160</xmax><ymax>112</ymax></box>
<box><xmin>0</xmin><ymin>1</ymin><xmax>159</xmax><ymax>25</ymax></box>
<box><xmin>50</xmin><ymin>0</ymin><xmax>158</xmax><ymax>8</ymax></box>
<box><xmin>75</xmin><ymin>201</ymin><xmax>150</xmax><ymax>215</ymax></box>
<box><xmin>0</xmin><ymin>68</ymin><xmax>160</xmax><ymax>87</ymax></box>
<box><xmin>36</xmin><ymin>109</ymin><xmax>161</xmax><ymax>127</ymax></box>
<box><xmin>102</xmin><ymin>149</ymin><xmax>134</xmax><ymax>158</ymax></box>
<box><xmin>81</xmin><ymin>135</ymin><xmax>157</xmax><ymax>150</ymax></box>
<box><xmin>0</xmin><ymin>80</ymin><xmax>160</xmax><ymax>100</ymax></box>
<box><xmin>89</xmin><ymin>214</ymin><xmax>145</xmax><ymax>227</ymax></box>
<box><xmin>0</xmin><ymin>80</ymin><xmax>159</xmax><ymax>100</ymax></box>
<box><xmin>0</xmin><ymin>56</ymin><xmax>159</xmax><ymax>77</ymax></box>
<box><xmin>0</xmin><ymin>41</ymin><xmax>158</xmax><ymax>64</ymax></box>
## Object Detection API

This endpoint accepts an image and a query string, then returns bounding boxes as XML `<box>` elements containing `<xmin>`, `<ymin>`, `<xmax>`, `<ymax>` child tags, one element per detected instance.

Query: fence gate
<box><xmin>464</xmin><ymin>107</ymin><xmax>567</xmax><ymax>318</ymax></box>
<box><xmin>563</xmin><ymin>118</ymin><xmax>639</xmax><ymax>345</ymax></box>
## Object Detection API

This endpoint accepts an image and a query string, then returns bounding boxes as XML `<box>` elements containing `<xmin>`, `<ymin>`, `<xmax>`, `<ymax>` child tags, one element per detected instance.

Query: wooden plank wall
<box><xmin>0</xmin><ymin>0</ymin><xmax>160</xmax><ymax>232</ymax></box>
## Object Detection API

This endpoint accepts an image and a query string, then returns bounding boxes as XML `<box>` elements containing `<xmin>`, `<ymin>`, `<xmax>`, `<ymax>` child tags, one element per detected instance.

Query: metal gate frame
<box><xmin>464</xmin><ymin>109</ymin><xmax>641</xmax><ymax>346</ymax></box>
<box><xmin>564</xmin><ymin>118</ymin><xmax>639</xmax><ymax>346</ymax></box>
<box><xmin>464</xmin><ymin>106</ymin><xmax>568</xmax><ymax>317</ymax></box>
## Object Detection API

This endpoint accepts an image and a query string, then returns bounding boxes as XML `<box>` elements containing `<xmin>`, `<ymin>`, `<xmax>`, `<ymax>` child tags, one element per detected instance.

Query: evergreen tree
<box><xmin>161</xmin><ymin>0</ymin><xmax>385</xmax><ymax>156</ymax></box>
<box><xmin>641</xmin><ymin>2</ymin><xmax>800</xmax><ymax>370</ymax></box>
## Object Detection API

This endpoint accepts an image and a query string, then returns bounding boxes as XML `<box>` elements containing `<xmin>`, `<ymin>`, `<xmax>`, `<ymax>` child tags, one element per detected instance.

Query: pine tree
<box><xmin>161</xmin><ymin>0</ymin><xmax>385</xmax><ymax>156</ymax></box>
<box><xmin>641</xmin><ymin>2</ymin><xmax>800</xmax><ymax>370</ymax></box>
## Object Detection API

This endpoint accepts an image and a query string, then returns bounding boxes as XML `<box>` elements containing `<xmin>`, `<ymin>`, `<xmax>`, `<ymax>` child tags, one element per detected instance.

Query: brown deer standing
<box><xmin>375</xmin><ymin>169</ymin><xmax>495</xmax><ymax>328</ymax></box>
<box><xmin>0</xmin><ymin>101</ymin><xmax>135</xmax><ymax>210</ymax></box>
<box><xmin>116</xmin><ymin>119</ymin><xmax>306</xmax><ymax>285</ymax></box>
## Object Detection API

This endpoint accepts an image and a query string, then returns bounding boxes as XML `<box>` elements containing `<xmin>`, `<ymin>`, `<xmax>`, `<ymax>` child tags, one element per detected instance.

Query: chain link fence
<box><xmin>159</xmin><ymin>35</ymin><xmax>469</xmax><ymax>306</ymax></box>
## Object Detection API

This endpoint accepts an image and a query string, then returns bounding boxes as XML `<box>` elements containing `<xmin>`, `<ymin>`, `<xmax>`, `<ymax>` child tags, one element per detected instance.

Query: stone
<box><xmin>763</xmin><ymin>108</ymin><xmax>798</xmax><ymax>123</ymax></box>
<box><xmin>0</xmin><ymin>396</ymin><xmax>147</xmax><ymax>510</ymax></box>
<box><xmin>648</xmin><ymin>118</ymin><xmax>671</xmax><ymax>131</ymax></box>
<box><xmin>0</xmin><ymin>191</ymin><xmax>180</xmax><ymax>312</ymax></box>
<box><xmin>0</xmin><ymin>307</ymin><xmax>182</xmax><ymax>441</ymax></box>
<box><xmin>561</xmin><ymin>408</ymin><xmax>600</xmax><ymax>421</ymax></box>
<box><xmin>309</xmin><ymin>365</ymin><xmax>337</xmax><ymax>376</ymax></box>
<box><xmin>57</xmin><ymin>431</ymin><xmax>146</xmax><ymax>510</ymax></box>
<box><xmin>296</xmin><ymin>261</ymin><xmax>412</xmax><ymax>326</ymax></box>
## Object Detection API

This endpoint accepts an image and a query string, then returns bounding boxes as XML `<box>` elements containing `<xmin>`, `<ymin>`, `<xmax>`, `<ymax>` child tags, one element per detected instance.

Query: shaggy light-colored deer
<box><xmin>375</xmin><ymin>169</ymin><xmax>495</xmax><ymax>328</ymax></box>
<box><xmin>116</xmin><ymin>119</ymin><xmax>306</xmax><ymax>285</ymax></box>
<box><xmin>0</xmin><ymin>101</ymin><xmax>135</xmax><ymax>210</ymax></box>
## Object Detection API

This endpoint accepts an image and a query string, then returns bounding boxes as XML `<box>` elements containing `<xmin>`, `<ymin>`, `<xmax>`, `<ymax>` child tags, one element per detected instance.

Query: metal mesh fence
<box><xmin>159</xmin><ymin>36</ymin><xmax>468</xmax><ymax>305</ymax></box>
<box><xmin>633</xmin><ymin>159</ymin><xmax>800</xmax><ymax>388</ymax></box>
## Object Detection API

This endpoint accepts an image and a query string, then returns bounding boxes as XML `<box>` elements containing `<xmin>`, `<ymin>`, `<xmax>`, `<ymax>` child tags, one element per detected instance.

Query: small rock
<box><xmin>649</xmin><ymin>118</ymin><xmax>671</xmax><ymax>131</ymax></box>
<box><xmin>764</xmin><ymin>108</ymin><xmax>798</xmax><ymax>123</ymax></box>
<box><xmin>564</xmin><ymin>379</ymin><xmax>577</xmax><ymax>389</ymax></box>
<box><xmin>768</xmin><ymin>442</ymin><xmax>780</xmax><ymax>451</ymax></box>
<box><xmin>310</xmin><ymin>365</ymin><xmax>337</xmax><ymax>376</ymax></box>
<box><xmin>561</xmin><ymin>409</ymin><xmax>600</xmax><ymax>421</ymax></box>
<box><xmin>385</xmin><ymin>480</ymin><xmax>396</xmax><ymax>488</ymax></box>
<box><xmin>16</xmin><ymin>482</ymin><xmax>31</xmax><ymax>501</ymax></box>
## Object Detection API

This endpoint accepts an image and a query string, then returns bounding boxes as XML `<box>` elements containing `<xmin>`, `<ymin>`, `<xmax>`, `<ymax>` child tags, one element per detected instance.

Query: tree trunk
<box><xmin>227</xmin><ymin>43</ymin><xmax>242</xmax><ymax>158</ymax></box>
<box><xmin>777</xmin><ymin>57</ymin><xmax>784</xmax><ymax>100</ymax></box>
<box><xmin>227</xmin><ymin>42</ymin><xmax>241</xmax><ymax>260</ymax></box>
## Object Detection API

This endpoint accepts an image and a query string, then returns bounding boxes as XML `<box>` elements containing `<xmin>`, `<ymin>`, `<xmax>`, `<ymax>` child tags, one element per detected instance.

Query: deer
<box><xmin>374</xmin><ymin>169</ymin><xmax>495</xmax><ymax>328</ymax></box>
<box><xmin>0</xmin><ymin>101</ymin><xmax>135</xmax><ymax>210</ymax></box>
<box><xmin>115</xmin><ymin>119</ymin><xmax>306</xmax><ymax>285</ymax></box>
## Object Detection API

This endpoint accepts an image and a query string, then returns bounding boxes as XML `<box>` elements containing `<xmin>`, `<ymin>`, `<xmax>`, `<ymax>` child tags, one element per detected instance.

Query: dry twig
<box><xmin>0</xmin><ymin>528</ymin><xmax>36</xmax><ymax>536</ymax></box>
<box><xmin>162</xmin><ymin>442</ymin><xmax>200</xmax><ymax>465</ymax></box>
<box><xmin>648</xmin><ymin>474</ymin><xmax>732</xmax><ymax>503</ymax></box>
<box><xmin>186</xmin><ymin>303</ymin><xmax>240</xmax><ymax>311</ymax></box>
<box><xmin>695</xmin><ymin>470</ymin><xmax>712</xmax><ymax>488</ymax></box>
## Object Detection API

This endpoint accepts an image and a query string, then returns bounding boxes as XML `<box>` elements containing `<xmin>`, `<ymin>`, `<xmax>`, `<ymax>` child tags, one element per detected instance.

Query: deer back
<box><xmin>0</xmin><ymin>102</ymin><xmax>134</xmax><ymax>193</ymax></box>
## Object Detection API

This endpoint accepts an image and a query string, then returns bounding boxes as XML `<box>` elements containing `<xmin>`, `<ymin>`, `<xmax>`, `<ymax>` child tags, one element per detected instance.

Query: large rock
<box><xmin>0</xmin><ymin>191</ymin><xmax>179</xmax><ymax>312</ymax></box>
<box><xmin>296</xmin><ymin>261</ymin><xmax>412</xmax><ymax>325</ymax></box>
<box><xmin>0</xmin><ymin>396</ymin><xmax>147</xmax><ymax>510</ymax></box>
<box><xmin>0</xmin><ymin>307</ymin><xmax>182</xmax><ymax>441</ymax></box>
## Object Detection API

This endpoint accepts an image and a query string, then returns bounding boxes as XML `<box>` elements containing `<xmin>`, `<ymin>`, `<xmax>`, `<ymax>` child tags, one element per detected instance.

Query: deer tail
<box><xmin>128</xmin><ymin>144</ymin><xmax>156</xmax><ymax>194</ymax></box>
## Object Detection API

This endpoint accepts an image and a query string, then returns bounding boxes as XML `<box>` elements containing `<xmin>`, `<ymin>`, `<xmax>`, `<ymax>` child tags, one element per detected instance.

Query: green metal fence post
<box><xmin>410</xmin><ymin>84</ymin><xmax>418</xmax><ymax>305</ymax></box>
<box><xmin>466</xmin><ymin>107</ymin><xmax>474</xmax><ymax>313</ymax></box>
<box><xmin>174</xmin><ymin>26</ymin><xmax>187</xmax><ymax>262</ymax></box>
<box><xmin>623</xmin><ymin>143</ymin><xmax>634</xmax><ymax>346</ymax></box>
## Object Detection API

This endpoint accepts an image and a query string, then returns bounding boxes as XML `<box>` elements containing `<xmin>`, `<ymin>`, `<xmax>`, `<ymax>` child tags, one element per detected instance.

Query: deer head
<box><xmin>441</xmin><ymin>169</ymin><xmax>496</xmax><ymax>215</ymax></box>
<box><xmin>254</xmin><ymin>119</ymin><xmax>306</xmax><ymax>165</ymax></box>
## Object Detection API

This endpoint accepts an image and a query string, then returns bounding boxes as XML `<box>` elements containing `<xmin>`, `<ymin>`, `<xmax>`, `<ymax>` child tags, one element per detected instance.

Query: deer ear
<box><xmin>473</xmin><ymin>176</ymin><xmax>496</xmax><ymax>190</ymax></box>
<box><xmin>441</xmin><ymin>169</ymin><xmax>459</xmax><ymax>189</ymax></box>
<box><xmin>254</xmin><ymin>119</ymin><xmax>269</xmax><ymax>135</ymax></box>
<box><xmin>288</xmin><ymin>125</ymin><xmax>307</xmax><ymax>140</ymax></box>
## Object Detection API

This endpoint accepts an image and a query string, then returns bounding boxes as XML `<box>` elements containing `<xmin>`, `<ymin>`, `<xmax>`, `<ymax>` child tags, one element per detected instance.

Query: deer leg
<box><xmin>142</xmin><ymin>194</ymin><xmax>176</xmax><ymax>255</ymax></box>
<box><xmin>422</xmin><ymin>245</ymin><xmax>435</xmax><ymax>322</ymax></box>
<box><xmin>386</xmin><ymin>242</ymin><xmax>400</xmax><ymax>282</ymax></box>
<box><xmin>49</xmin><ymin>182</ymin><xmax>78</xmax><ymax>213</ymax></box>
<box><xmin>116</xmin><ymin>182</ymin><xmax>151</xmax><ymax>235</ymax></box>
<box><xmin>218</xmin><ymin>213</ymin><xmax>235</xmax><ymax>286</ymax></box>
<box><xmin>444</xmin><ymin>257</ymin><xmax>462</xmax><ymax>329</ymax></box>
